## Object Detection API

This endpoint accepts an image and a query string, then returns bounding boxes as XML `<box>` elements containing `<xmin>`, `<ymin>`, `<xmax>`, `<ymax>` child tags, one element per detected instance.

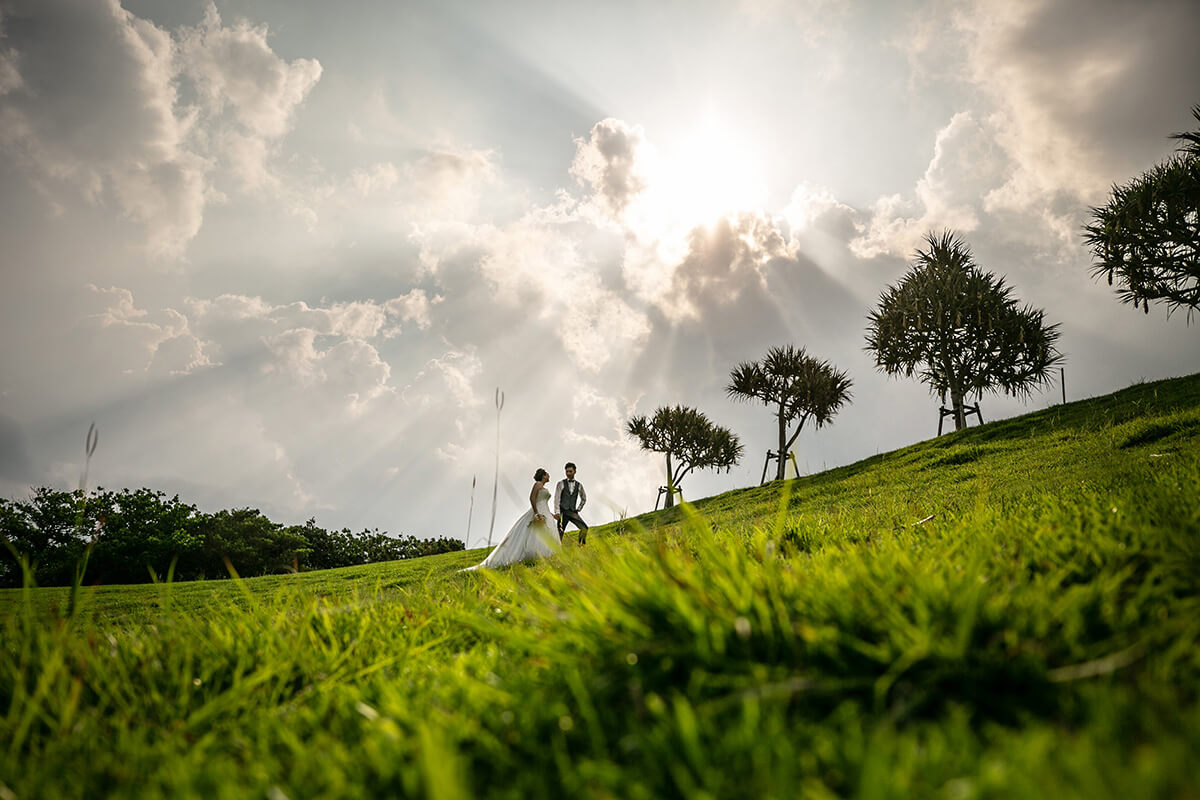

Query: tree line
<box><xmin>0</xmin><ymin>487</ymin><xmax>464</xmax><ymax>588</ymax></box>
<box><xmin>628</xmin><ymin>105</ymin><xmax>1200</xmax><ymax>506</ymax></box>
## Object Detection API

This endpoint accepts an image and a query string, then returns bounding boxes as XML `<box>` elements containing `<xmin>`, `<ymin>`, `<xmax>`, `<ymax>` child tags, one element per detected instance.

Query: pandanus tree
<box><xmin>626</xmin><ymin>405</ymin><xmax>742</xmax><ymax>509</ymax></box>
<box><xmin>866</xmin><ymin>230</ymin><xmax>1062</xmax><ymax>432</ymax></box>
<box><xmin>1084</xmin><ymin>104</ymin><xmax>1200</xmax><ymax>321</ymax></box>
<box><xmin>726</xmin><ymin>346</ymin><xmax>852</xmax><ymax>481</ymax></box>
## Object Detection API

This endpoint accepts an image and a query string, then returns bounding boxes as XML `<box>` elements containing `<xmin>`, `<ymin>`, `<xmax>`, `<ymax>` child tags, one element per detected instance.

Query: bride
<box><xmin>464</xmin><ymin>468</ymin><xmax>562</xmax><ymax>571</ymax></box>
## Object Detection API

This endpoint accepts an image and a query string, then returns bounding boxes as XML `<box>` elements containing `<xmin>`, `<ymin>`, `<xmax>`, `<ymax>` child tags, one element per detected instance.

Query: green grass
<box><xmin>3</xmin><ymin>373</ymin><xmax>1200</xmax><ymax>798</ymax></box>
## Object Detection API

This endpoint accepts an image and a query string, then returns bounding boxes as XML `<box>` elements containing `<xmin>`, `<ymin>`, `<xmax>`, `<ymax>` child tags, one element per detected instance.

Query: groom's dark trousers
<box><xmin>557</xmin><ymin>510</ymin><xmax>588</xmax><ymax>543</ymax></box>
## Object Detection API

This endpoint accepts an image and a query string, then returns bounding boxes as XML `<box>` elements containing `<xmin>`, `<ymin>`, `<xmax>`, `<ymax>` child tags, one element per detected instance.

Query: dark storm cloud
<box><xmin>1000</xmin><ymin>0</ymin><xmax>1200</xmax><ymax>165</ymax></box>
<box><xmin>951</xmin><ymin>0</ymin><xmax>1200</xmax><ymax>206</ymax></box>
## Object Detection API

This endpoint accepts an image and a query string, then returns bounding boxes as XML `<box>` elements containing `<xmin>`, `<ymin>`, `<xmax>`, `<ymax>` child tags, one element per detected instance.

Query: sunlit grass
<box><xmin>2</xmin><ymin>373</ymin><xmax>1199</xmax><ymax>798</ymax></box>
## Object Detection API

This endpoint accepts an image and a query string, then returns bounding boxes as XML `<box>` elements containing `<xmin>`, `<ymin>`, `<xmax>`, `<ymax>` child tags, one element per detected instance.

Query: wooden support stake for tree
<box><xmin>760</xmin><ymin>450</ymin><xmax>800</xmax><ymax>484</ymax></box>
<box><xmin>654</xmin><ymin>485</ymin><xmax>682</xmax><ymax>511</ymax></box>
<box><xmin>937</xmin><ymin>403</ymin><xmax>983</xmax><ymax>436</ymax></box>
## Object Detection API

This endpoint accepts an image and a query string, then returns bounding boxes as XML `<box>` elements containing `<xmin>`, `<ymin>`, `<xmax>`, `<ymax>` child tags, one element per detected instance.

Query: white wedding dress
<box><xmin>464</xmin><ymin>485</ymin><xmax>561</xmax><ymax>571</ymax></box>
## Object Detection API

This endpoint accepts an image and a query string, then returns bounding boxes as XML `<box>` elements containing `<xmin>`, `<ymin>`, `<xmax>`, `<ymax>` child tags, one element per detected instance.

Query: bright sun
<box><xmin>657</xmin><ymin>119</ymin><xmax>768</xmax><ymax>227</ymax></box>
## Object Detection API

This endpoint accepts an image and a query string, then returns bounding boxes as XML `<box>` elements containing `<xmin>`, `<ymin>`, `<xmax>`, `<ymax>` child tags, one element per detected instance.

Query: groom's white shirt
<box><xmin>553</xmin><ymin>479</ymin><xmax>586</xmax><ymax>514</ymax></box>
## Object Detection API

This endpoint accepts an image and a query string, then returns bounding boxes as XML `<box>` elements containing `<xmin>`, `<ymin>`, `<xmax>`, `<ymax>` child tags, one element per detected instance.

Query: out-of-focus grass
<box><xmin>2</xmin><ymin>372</ymin><xmax>1199</xmax><ymax>798</ymax></box>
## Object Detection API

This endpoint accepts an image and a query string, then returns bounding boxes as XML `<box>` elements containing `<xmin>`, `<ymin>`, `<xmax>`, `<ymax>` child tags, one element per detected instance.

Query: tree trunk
<box><xmin>776</xmin><ymin>402</ymin><xmax>788</xmax><ymax>481</ymax></box>
<box><xmin>951</xmin><ymin>389</ymin><xmax>967</xmax><ymax>431</ymax></box>
<box><xmin>664</xmin><ymin>452</ymin><xmax>675</xmax><ymax>508</ymax></box>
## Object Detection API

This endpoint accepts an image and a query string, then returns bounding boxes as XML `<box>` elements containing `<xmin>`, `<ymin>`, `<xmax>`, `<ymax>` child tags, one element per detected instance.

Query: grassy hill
<box><xmin>3</xmin><ymin>373</ymin><xmax>1199</xmax><ymax>798</ymax></box>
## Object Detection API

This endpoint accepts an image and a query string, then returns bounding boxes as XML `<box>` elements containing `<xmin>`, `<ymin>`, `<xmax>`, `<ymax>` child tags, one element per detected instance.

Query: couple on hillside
<box><xmin>465</xmin><ymin>462</ymin><xmax>589</xmax><ymax>571</ymax></box>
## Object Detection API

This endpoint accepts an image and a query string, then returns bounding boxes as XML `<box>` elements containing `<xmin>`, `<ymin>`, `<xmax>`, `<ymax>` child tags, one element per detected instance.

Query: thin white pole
<box><xmin>466</xmin><ymin>474</ymin><xmax>476</xmax><ymax>548</ymax></box>
<box><xmin>487</xmin><ymin>388</ymin><xmax>505</xmax><ymax>547</ymax></box>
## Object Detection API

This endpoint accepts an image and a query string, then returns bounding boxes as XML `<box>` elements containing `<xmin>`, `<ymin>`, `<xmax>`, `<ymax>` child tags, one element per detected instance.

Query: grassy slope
<box><xmin>2</xmin><ymin>374</ymin><xmax>1199</xmax><ymax>798</ymax></box>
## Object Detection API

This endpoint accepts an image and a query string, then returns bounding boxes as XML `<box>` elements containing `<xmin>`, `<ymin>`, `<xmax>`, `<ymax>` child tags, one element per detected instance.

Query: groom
<box><xmin>554</xmin><ymin>462</ymin><xmax>589</xmax><ymax>544</ymax></box>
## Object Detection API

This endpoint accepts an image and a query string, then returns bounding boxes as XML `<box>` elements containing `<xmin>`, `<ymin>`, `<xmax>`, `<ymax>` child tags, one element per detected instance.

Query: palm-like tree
<box><xmin>866</xmin><ymin>230</ymin><xmax>1062</xmax><ymax>431</ymax></box>
<box><xmin>726</xmin><ymin>346</ymin><xmax>852</xmax><ymax>481</ymax></box>
<box><xmin>626</xmin><ymin>405</ymin><xmax>742</xmax><ymax>509</ymax></box>
<box><xmin>1171</xmin><ymin>104</ymin><xmax>1200</xmax><ymax>157</ymax></box>
<box><xmin>1084</xmin><ymin>104</ymin><xmax>1200</xmax><ymax>321</ymax></box>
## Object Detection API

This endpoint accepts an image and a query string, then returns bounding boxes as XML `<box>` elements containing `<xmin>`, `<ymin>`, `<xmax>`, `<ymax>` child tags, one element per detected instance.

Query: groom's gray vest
<box><xmin>560</xmin><ymin>481</ymin><xmax>581</xmax><ymax>513</ymax></box>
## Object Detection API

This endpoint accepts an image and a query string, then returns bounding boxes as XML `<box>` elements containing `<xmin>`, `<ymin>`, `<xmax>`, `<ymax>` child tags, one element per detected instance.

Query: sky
<box><xmin>1</xmin><ymin>0</ymin><xmax>1197</xmax><ymax>547</ymax></box>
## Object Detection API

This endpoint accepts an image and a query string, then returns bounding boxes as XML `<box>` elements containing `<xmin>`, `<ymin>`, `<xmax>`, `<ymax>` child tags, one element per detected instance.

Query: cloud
<box><xmin>850</xmin><ymin>112</ymin><xmax>1004</xmax><ymax>258</ymax></box>
<box><xmin>188</xmin><ymin>291</ymin><xmax>439</xmax><ymax>347</ymax></box>
<box><xmin>322</xmin><ymin>302</ymin><xmax>389</xmax><ymax>340</ymax></box>
<box><xmin>0</xmin><ymin>0</ymin><xmax>206</xmax><ymax>258</ymax></box>
<box><xmin>175</xmin><ymin>4</ymin><xmax>321</xmax><ymax>194</ymax></box>
<box><xmin>415</xmin><ymin>208</ymin><xmax>652</xmax><ymax>372</ymax></box>
<box><xmin>85</xmin><ymin>284</ymin><xmax>216</xmax><ymax>376</ymax></box>
<box><xmin>478</xmin><ymin>216</ymin><xmax>652</xmax><ymax>370</ymax></box>
<box><xmin>406</xmin><ymin>148</ymin><xmax>499</xmax><ymax>221</ymax></box>
<box><xmin>316</xmin><ymin>337</ymin><xmax>393</xmax><ymax>413</ymax></box>
<box><xmin>345</xmin><ymin>148</ymin><xmax>497</xmax><ymax>210</ymax></box>
<box><xmin>659</xmin><ymin>211</ymin><xmax>796</xmax><ymax>322</ymax></box>
<box><xmin>179</xmin><ymin>6</ymin><xmax>321</xmax><ymax>141</ymax></box>
<box><xmin>892</xmin><ymin>0</ymin><xmax>1200</xmax><ymax>252</ymax></box>
<box><xmin>384</xmin><ymin>289</ymin><xmax>440</xmax><ymax>333</ymax></box>
<box><xmin>857</xmin><ymin>0</ymin><xmax>1200</xmax><ymax>273</ymax></box>
<box><xmin>349</xmin><ymin>162</ymin><xmax>400</xmax><ymax>197</ymax></box>
<box><xmin>326</xmin><ymin>337</ymin><xmax>391</xmax><ymax>407</ymax></box>
<box><xmin>958</xmin><ymin>0</ymin><xmax>1200</xmax><ymax>201</ymax></box>
<box><xmin>402</xmin><ymin>349</ymin><xmax>484</xmax><ymax>411</ymax></box>
<box><xmin>781</xmin><ymin>183</ymin><xmax>857</xmax><ymax>235</ymax></box>
<box><xmin>0</xmin><ymin>0</ymin><xmax>321</xmax><ymax>258</ymax></box>
<box><xmin>570</xmin><ymin>118</ymin><xmax>655</xmax><ymax>218</ymax></box>
<box><xmin>262</xmin><ymin>327</ymin><xmax>324</xmax><ymax>383</ymax></box>
<box><xmin>557</xmin><ymin>276</ymin><xmax>653</xmax><ymax>372</ymax></box>
<box><xmin>186</xmin><ymin>293</ymin><xmax>277</xmax><ymax>322</ymax></box>
<box><xmin>80</xmin><ymin>287</ymin><xmax>451</xmax><ymax>423</ymax></box>
<box><xmin>147</xmin><ymin>331</ymin><xmax>215</xmax><ymax>378</ymax></box>
<box><xmin>292</xmin><ymin>145</ymin><xmax>498</xmax><ymax>237</ymax></box>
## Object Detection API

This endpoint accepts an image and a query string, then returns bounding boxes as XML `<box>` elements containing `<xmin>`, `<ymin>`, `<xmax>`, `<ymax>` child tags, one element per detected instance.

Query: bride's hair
<box><xmin>534</xmin><ymin>468</ymin><xmax>549</xmax><ymax>482</ymax></box>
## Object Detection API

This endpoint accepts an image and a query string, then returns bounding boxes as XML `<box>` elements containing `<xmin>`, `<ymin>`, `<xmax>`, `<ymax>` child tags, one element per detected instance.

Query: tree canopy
<box><xmin>1084</xmin><ymin>104</ymin><xmax>1200</xmax><ymax>321</ymax></box>
<box><xmin>727</xmin><ymin>345</ymin><xmax>852</xmax><ymax>481</ymax></box>
<box><xmin>865</xmin><ymin>230</ymin><xmax>1062</xmax><ymax>431</ymax></box>
<box><xmin>626</xmin><ymin>405</ymin><xmax>742</xmax><ymax>508</ymax></box>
